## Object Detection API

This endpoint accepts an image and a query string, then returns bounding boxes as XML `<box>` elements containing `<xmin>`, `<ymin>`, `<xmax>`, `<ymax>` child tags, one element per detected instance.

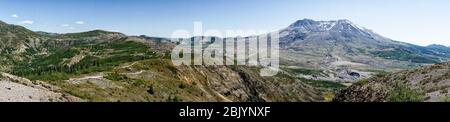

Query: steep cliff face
<box><xmin>167</xmin><ymin>65</ymin><xmax>325</xmax><ymax>102</ymax></box>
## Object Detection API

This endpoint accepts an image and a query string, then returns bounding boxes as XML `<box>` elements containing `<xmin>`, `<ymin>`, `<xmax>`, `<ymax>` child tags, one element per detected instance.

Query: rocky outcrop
<box><xmin>0</xmin><ymin>72</ymin><xmax>83</xmax><ymax>102</ymax></box>
<box><xmin>333</xmin><ymin>82</ymin><xmax>389</xmax><ymax>102</ymax></box>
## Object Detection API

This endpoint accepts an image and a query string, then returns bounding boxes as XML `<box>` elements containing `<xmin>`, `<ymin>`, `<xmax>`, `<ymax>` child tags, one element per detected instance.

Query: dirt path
<box><xmin>67</xmin><ymin>73</ymin><xmax>104</xmax><ymax>84</ymax></box>
<box><xmin>121</xmin><ymin>62</ymin><xmax>138</xmax><ymax>69</ymax></box>
<box><xmin>123</xmin><ymin>70</ymin><xmax>144</xmax><ymax>75</ymax></box>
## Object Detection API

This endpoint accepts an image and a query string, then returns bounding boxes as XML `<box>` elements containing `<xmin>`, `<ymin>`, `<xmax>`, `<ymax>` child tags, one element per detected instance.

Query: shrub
<box><xmin>439</xmin><ymin>96</ymin><xmax>450</xmax><ymax>102</ymax></box>
<box><xmin>167</xmin><ymin>95</ymin><xmax>181</xmax><ymax>102</ymax></box>
<box><xmin>104</xmin><ymin>72</ymin><xmax>128</xmax><ymax>81</ymax></box>
<box><xmin>354</xmin><ymin>79</ymin><xmax>370</xmax><ymax>86</ymax></box>
<box><xmin>147</xmin><ymin>85</ymin><xmax>155</xmax><ymax>95</ymax></box>
<box><xmin>299</xmin><ymin>78</ymin><xmax>346</xmax><ymax>90</ymax></box>
<box><xmin>388</xmin><ymin>81</ymin><xmax>425</xmax><ymax>102</ymax></box>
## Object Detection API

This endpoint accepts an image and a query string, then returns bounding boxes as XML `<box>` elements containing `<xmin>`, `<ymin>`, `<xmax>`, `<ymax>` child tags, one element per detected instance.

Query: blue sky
<box><xmin>0</xmin><ymin>0</ymin><xmax>449</xmax><ymax>46</ymax></box>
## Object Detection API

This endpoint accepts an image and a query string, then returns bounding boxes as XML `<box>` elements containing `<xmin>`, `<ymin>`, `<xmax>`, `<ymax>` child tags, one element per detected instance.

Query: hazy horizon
<box><xmin>1</xmin><ymin>0</ymin><xmax>449</xmax><ymax>46</ymax></box>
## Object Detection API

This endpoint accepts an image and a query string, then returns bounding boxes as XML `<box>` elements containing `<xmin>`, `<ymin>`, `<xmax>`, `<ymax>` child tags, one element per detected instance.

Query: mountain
<box><xmin>278</xmin><ymin>19</ymin><xmax>450</xmax><ymax>82</ymax></box>
<box><xmin>0</xmin><ymin>20</ymin><xmax>42</xmax><ymax>71</ymax></box>
<box><xmin>426</xmin><ymin>44</ymin><xmax>450</xmax><ymax>57</ymax></box>
<box><xmin>0</xmin><ymin>20</ymin><xmax>328</xmax><ymax>102</ymax></box>
<box><xmin>334</xmin><ymin>61</ymin><xmax>450</xmax><ymax>102</ymax></box>
<box><xmin>35</xmin><ymin>31</ymin><xmax>59</xmax><ymax>36</ymax></box>
<box><xmin>426</xmin><ymin>44</ymin><xmax>449</xmax><ymax>49</ymax></box>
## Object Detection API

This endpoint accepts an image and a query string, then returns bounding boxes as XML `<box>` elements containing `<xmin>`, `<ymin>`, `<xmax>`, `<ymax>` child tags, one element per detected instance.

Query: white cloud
<box><xmin>19</xmin><ymin>20</ymin><xmax>34</xmax><ymax>25</ymax></box>
<box><xmin>61</xmin><ymin>24</ymin><xmax>70</xmax><ymax>27</ymax></box>
<box><xmin>11</xmin><ymin>14</ymin><xmax>19</xmax><ymax>18</ymax></box>
<box><xmin>75</xmin><ymin>21</ymin><xmax>85</xmax><ymax>25</ymax></box>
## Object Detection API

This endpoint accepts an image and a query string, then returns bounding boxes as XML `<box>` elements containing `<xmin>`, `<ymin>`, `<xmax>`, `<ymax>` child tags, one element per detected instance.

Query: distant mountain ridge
<box><xmin>426</xmin><ymin>44</ymin><xmax>450</xmax><ymax>56</ymax></box>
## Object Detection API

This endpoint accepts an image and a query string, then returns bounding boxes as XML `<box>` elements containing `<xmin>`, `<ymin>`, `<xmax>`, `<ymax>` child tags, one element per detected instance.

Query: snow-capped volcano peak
<box><xmin>335</xmin><ymin>19</ymin><xmax>367</xmax><ymax>31</ymax></box>
<box><xmin>288</xmin><ymin>19</ymin><xmax>366</xmax><ymax>31</ymax></box>
<box><xmin>318</xmin><ymin>21</ymin><xmax>337</xmax><ymax>30</ymax></box>
<box><xmin>287</xmin><ymin>19</ymin><xmax>367</xmax><ymax>32</ymax></box>
<box><xmin>280</xmin><ymin>18</ymin><xmax>395</xmax><ymax>47</ymax></box>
